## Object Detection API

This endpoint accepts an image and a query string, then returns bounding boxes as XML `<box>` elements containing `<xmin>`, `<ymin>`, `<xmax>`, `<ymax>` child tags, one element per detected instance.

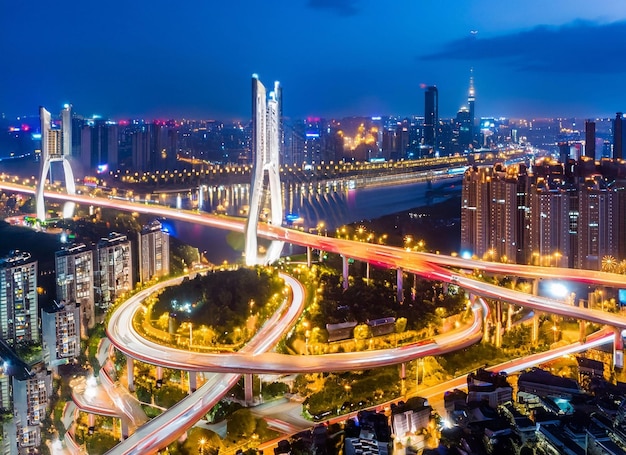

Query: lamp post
<box><xmin>198</xmin><ymin>438</ymin><xmax>206</xmax><ymax>455</ymax></box>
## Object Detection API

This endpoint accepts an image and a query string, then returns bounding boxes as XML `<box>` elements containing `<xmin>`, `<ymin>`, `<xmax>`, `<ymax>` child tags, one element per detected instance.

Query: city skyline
<box><xmin>3</xmin><ymin>1</ymin><xmax>626</xmax><ymax>121</ymax></box>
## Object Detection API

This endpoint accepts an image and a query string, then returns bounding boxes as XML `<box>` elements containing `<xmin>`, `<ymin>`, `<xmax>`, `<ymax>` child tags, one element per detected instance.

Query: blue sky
<box><xmin>2</xmin><ymin>1</ymin><xmax>626</xmax><ymax>120</ymax></box>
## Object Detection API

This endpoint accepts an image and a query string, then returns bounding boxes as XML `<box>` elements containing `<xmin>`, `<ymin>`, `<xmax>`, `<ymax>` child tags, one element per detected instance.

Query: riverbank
<box><xmin>346</xmin><ymin>194</ymin><xmax>462</xmax><ymax>255</ymax></box>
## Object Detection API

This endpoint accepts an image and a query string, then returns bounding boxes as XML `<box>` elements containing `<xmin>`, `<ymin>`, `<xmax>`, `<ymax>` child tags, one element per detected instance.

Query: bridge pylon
<box><xmin>244</xmin><ymin>76</ymin><xmax>284</xmax><ymax>266</ymax></box>
<box><xmin>36</xmin><ymin>105</ymin><xmax>77</xmax><ymax>221</ymax></box>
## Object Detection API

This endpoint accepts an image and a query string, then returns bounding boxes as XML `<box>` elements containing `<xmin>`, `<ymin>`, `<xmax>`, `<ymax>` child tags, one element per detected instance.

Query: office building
<box><xmin>456</xmin><ymin>106</ymin><xmax>473</xmax><ymax>152</ymax></box>
<box><xmin>138</xmin><ymin>220</ymin><xmax>170</xmax><ymax>283</ymax></box>
<box><xmin>55</xmin><ymin>243</ymin><xmax>95</xmax><ymax>331</ymax></box>
<box><xmin>95</xmin><ymin>233</ymin><xmax>133</xmax><ymax>309</ymax></box>
<box><xmin>585</xmin><ymin>120</ymin><xmax>596</xmax><ymax>159</ymax></box>
<box><xmin>0</xmin><ymin>251</ymin><xmax>39</xmax><ymax>346</ymax></box>
<box><xmin>423</xmin><ymin>86</ymin><xmax>438</xmax><ymax>149</ymax></box>
<box><xmin>614</xmin><ymin>113</ymin><xmax>624</xmax><ymax>161</ymax></box>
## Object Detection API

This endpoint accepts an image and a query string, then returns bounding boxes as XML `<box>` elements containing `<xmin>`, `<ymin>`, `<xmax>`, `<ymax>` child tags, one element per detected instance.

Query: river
<box><xmin>162</xmin><ymin>177</ymin><xmax>462</xmax><ymax>264</ymax></box>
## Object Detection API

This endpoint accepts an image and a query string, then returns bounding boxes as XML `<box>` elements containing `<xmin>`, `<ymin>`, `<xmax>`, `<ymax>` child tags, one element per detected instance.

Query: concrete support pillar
<box><xmin>397</xmin><ymin>268</ymin><xmax>404</xmax><ymax>304</ymax></box>
<box><xmin>342</xmin><ymin>255</ymin><xmax>349</xmax><ymax>290</ymax></box>
<box><xmin>244</xmin><ymin>373</ymin><xmax>254</xmax><ymax>405</ymax></box>
<box><xmin>188</xmin><ymin>371</ymin><xmax>197</xmax><ymax>394</ymax></box>
<box><xmin>156</xmin><ymin>366</ymin><xmax>163</xmax><ymax>381</ymax></box>
<box><xmin>494</xmin><ymin>301</ymin><xmax>502</xmax><ymax>348</ymax></box>
<box><xmin>412</xmin><ymin>274</ymin><xmax>417</xmax><ymax>302</ymax></box>
<box><xmin>126</xmin><ymin>357</ymin><xmax>134</xmax><ymax>392</ymax></box>
<box><xmin>506</xmin><ymin>304</ymin><xmax>513</xmax><ymax>331</ymax></box>
<box><xmin>121</xmin><ymin>420</ymin><xmax>129</xmax><ymax>440</ymax></box>
<box><xmin>531</xmin><ymin>313</ymin><xmax>539</xmax><ymax>346</ymax></box>
<box><xmin>579</xmin><ymin>320</ymin><xmax>586</xmax><ymax>342</ymax></box>
<box><xmin>532</xmin><ymin>278</ymin><xmax>540</xmax><ymax>296</ymax></box>
<box><xmin>614</xmin><ymin>327</ymin><xmax>624</xmax><ymax>369</ymax></box>
<box><xmin>306</xmin><ymin>246</ymin><xmax>312</xmax><ymax>268</ymax></box>
<box><xmin>400</xmin><ymin>362</ymin><xmax>406</xmax><ymax>396</ymax></box>
<box><xmin>88</xmin><ymin>413</ymin><xmax>95</xmax><ymax>428</ymax></box>
<box><xmin>366</xmin><ymin>262</ymin><xmax>370</xmax><ymax>283</ymax></box>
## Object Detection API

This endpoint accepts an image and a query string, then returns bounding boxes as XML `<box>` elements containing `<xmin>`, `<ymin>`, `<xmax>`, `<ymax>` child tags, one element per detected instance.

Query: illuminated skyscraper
<box><xmin>423</xmin><ymin>86</ymin><xmax>438</xmax><ymax>149</ymax></box>
<box><xmin>468</xmin><ymin>69</ymin><xmax>475</xmax><ymax>144</ymax></box>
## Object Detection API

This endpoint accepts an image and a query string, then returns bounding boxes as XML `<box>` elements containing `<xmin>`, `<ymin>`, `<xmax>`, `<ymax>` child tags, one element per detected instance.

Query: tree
<box><xmin>226</xmin><ymin>409</ymin><xmax>256</xmax><ymax>439</ymax></box>
<box><xmin>395</xmin><ymin>317</ymin><xmax>407</xmax><ymax>334</ymax></box>
<box><xmin>353</xmin><ymin>324</ymin><xmax>371</xmax><ymax>341</ymax></box>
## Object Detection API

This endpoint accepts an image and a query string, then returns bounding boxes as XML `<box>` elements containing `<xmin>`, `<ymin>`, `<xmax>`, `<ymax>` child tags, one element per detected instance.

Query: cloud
<box><xmin>307</xmin><ymin>0</ymin><xmax>360</xmax><ymax>16</ymax></box>
<box><xmin>421</xmin><ymin>20</ymin><xmax>626</xmax><ymax>73</ymax></box>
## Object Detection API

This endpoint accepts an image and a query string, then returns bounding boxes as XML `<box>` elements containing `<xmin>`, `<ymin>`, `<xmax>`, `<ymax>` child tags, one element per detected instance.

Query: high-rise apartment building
<box><xmin>131</xmin><ymin>122</ymin><xmax>179</xmax><ymax>172</ymax></box>
<box><xmin>528</xmin><ymin>178</ymin><xmax>572</xmax><ymax>267</ymax></box>
<box><xmin>577</xmin><ymin>178</ymin><xmax>621</xmax><ymax>270</ymax></box>
<box><xmin>55</xmin><ymin>243</ymin><xmax>95</xmax><ymax>331</ymax></box>
<box><xmin>12</xmin><ymin>363</ymin><xmax>51</xmax><ymax>454</ymax></box>
<box><xmin>80</xmin><ymin>118</ymin><xmax>119</xmax><ymax>173</ymax></box>
<box><xmin>461</xmin><ymin>165</ymin><xmax>528</xmax><ymax>263</ymax></box>
<box><xmin>138</xmin><ymin>220</ymin><xmax>170</xmax><ymax>283</ymax></box>
<box><xmin>41</xmin><ymin>301</ymin><xmax>81</xmax><ymax>369</ymax></box>
<box><xmin>0</xmin><ymin>251</ymin><xmax>38</xmax><ymax>346</ymax></box>
<box><xmin>461</xmin><ymin>159</ymin><xmax>626</xmax><ymax>270</ymax></box>
<box><xmin>95</xmin><ymin>233</ymin><xmax>133</xmax><ymax>309</ymax></box>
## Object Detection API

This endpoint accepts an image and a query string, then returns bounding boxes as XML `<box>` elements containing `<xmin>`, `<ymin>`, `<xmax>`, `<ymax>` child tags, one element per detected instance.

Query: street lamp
<box><xmin>198</xmin><ymin>438</ymin><xmax>206</xmax><ymax>455</ymax></box>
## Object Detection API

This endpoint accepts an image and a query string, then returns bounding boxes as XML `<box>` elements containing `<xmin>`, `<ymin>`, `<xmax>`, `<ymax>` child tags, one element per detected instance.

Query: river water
<box><xmin>163</xmin><ymin>177</ymin><xmax>462</xmax><ymax>264</ymax></box>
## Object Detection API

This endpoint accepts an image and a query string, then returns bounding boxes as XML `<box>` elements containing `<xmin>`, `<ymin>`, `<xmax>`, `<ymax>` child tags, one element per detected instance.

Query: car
<box><xmin>313</xmin><ymin>410</ymin><xmax>333</xmax><ymax>421</ymax></box>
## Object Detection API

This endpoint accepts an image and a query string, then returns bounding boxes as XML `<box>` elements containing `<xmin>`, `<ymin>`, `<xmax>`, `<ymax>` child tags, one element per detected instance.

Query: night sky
<box><xmin>2</xmin><ymin>1</ymin><xmax>626</xmax><ymax>121</ymax></box>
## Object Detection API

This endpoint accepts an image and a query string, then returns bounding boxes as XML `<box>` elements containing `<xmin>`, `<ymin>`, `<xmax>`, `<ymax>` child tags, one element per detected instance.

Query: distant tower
<box><xmin>585</xmin><ymin>120</ymin><xmax>596</xmax><ymax>159</ymax></box>
<box><xmin>244</xmin><ymin>75</ymin><xmax>284</xmax><ymax>265</ymax></box>
<box><xmin>424</xmin><ymin>86</ymin><xmax>438</xmax><ymax>148</ymax></box>
<box><xmin>614</xmin><ymin>113</ymin><xmax>624</xmax><ymax>160</ymax></box>
<box><xmin>36</xmin><ymin>105</ymin><xmax>76</xmax><ymax>221</ymax></box>
<box><xmin>468</xmin><ymin>69</ymin><xmax>476</xmax><ymax>145</ymax></box>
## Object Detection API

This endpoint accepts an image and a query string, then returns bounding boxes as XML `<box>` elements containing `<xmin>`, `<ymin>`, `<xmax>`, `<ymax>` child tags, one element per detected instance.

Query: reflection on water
<box><xmin>165</xmin><ymin>178</ymin><xmax>462</xmax><ymax>264</ymax></box>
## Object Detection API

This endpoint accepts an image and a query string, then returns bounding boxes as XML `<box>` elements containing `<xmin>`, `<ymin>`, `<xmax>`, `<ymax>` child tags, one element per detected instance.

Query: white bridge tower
<box><xmin>36</xmin><ymin>105</ymin><xmax>77</xmax><ymax>221</ymax></box>
<box><xmin>244</xmin><ymin>75</ymin><xmax>284</xmax><ymax>265</ymax></box>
